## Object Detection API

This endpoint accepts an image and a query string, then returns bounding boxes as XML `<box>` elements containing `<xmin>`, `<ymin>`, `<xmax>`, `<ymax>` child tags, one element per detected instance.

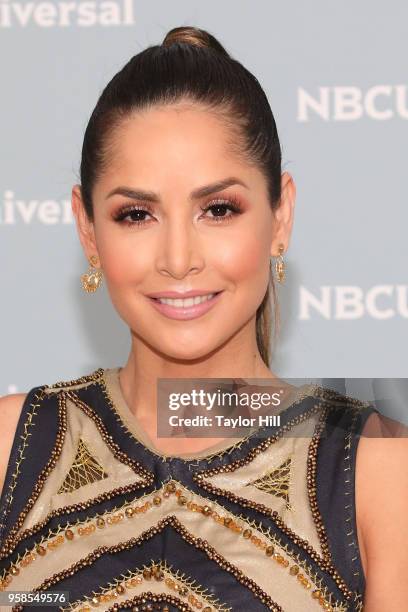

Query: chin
<box><xmin>152</xmin><ymin>333</ymin><xmax>221</xmax><ymax>362</ymax></box>
<box><xmin>160</xmin><ymin>343</ymin><xmax>215</xmax><ymax>362</ymax></box>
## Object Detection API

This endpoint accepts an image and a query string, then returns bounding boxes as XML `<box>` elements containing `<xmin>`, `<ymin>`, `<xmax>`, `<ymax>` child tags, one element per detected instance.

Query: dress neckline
<box><xmin>100</xmin><ymin>366</ymin><xmax>313</xmax><ymax>461</ymax></box>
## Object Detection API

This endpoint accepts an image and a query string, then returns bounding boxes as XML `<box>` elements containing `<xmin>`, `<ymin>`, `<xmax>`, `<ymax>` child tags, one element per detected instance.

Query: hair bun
<box><xmin>161</xmin><ymin>26</ymin><xmax>229</xmax><ymax>57</ymax></box>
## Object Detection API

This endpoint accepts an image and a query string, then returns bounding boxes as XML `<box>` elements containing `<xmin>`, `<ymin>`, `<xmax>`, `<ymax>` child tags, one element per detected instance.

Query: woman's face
<box><xmin>73</xmin><ymin>103</ymin><xmax>295</xmax><ymax>360</ymax></box>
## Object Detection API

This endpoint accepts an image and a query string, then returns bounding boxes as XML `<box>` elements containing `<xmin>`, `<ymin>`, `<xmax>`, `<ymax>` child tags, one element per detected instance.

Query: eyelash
<box><xmin>112</xmin><ymin>196</ymin><xmax>244</xmax><ymax>228</ymax></box>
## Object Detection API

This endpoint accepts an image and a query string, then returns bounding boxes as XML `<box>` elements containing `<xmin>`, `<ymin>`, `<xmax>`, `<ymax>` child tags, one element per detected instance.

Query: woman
<box><xmin>0</xmin><ymin>26</ymin><xmax>407</xmax><ymax>612</ymax></box>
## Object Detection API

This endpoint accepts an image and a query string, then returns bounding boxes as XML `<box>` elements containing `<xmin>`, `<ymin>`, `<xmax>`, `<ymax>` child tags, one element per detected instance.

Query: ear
<box><xmin>270</xmin><ymin>172</ymin><xmax>296</xmax><ymax>257</ymax></box>
<box><xmin>71</xmin><ymin>185</ymin><xmax>100</xmax><ymax>265</ymax></box>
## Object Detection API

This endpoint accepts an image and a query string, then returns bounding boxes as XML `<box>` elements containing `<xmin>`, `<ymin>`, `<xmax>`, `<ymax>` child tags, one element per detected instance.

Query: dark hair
<box><xmin>80</xmin><ymin>25</ymin><xmax>283</xmax><ymax>366</ymax></box>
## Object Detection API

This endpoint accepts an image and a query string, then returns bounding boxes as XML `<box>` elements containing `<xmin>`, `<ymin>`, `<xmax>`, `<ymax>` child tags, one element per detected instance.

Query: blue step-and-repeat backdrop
<box><xmin>1</xmin><ymin>2</ymin><xmax>406</xmax><ymax>405</ymax></box>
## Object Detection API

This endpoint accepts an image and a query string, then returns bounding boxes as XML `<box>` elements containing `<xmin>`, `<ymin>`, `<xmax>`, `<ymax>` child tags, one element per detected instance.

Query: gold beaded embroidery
<box><xmin>192</xmin><ymin>404</ymin><xmax>353</xmax><ymax>601</ymax></box>
<box><xmin>57</xmin><ymin>437</ymin><xmax>108</xmax><ymax>494</ymax></box>
<box><xmin>0</xmin><ymin>390</ymin><xmax>155</xmax><ymax>559</ymax></box>
<box><xmin>0</xmin><ymin>386</ymin><xmax>47</xmax><ymax>543</ymax></box>
<box><xmin>2</xmin><ymin>369</ymin><xmax>368</xmax><ymax>612</ymax></box>
<box><xmin>310</xmin><ymin>384</ymin><xmax>373</xmax><ymax>593</ymax></box>
<box><xmin>20</xmin><ymin>515</ymin><xmax>283</xmax><ymax>612</ymax></box>
<box><xmin>306</xmin><ymin>408</ymin><xmax>333</xmax><ymax>562</ymax></box>
<box><xmin>2</xmin><ymin>480</ymin><xmax>346</xmax><ymax>611</ymax></box>
<box><xmin>0</xmin><ymin>391</ymin><xmax>68</xmax><ymax>558</ymax></box>
<box><xmin>246</xmin><ymin>455</ymin><xmax>292</xmax><ymax>510</ymax></box>
<box><xmin>46</xmin><ymin>368</ymin><xmax>105</xmax><ymax>390</ymax></box>
<box><xmin>104</xmin><ymin>592</ymin><xmax>196</xmax><ymax>612</ymax></box>
<box><xmin>0</xmin><ymin>369</ymin><xmax>108</xmax><ymax>550</ymax></box>
<box><xmin>310</xmin><ymin>385</ymin><xmax>372</xmax><ymax>410</ymax></box>
<box><xmin>63</xmin><ymin>560</ymin><xmax>231</xmax><ymax>612</ymax></box>
<box><xmin>14</xmin><ymin>592</ymin><xmax>197</xmax><ymax>612</ymax></box>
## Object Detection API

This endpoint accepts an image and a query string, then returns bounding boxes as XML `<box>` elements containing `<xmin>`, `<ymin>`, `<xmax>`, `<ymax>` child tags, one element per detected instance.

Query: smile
<box><xmin>148</xmin><ymin>291</ymin><xmax>223</xmax><ymax>321</ymax></box>
<box><xmin>156</xmin><ymin>293</ymin><xmax>216</xmax><ymax>307</ymax></box>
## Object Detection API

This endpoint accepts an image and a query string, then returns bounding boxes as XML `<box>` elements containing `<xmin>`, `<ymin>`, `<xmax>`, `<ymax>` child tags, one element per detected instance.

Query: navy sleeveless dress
<box><xmin>0</xmin><ymin>367</ymin><xmax>377</xmax><ymax>612</ymax></box>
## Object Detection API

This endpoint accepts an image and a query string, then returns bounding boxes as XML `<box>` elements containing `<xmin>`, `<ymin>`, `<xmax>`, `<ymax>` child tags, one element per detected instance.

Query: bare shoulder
<box><xmin>356</xmin><ymin>411</ymin><xmax>408</xmax><ymax>610</ymax></box>
<box><xmin>0</xmin><ymin>393</ymin><xmax>28</xmax><ymax>497</ymax></box>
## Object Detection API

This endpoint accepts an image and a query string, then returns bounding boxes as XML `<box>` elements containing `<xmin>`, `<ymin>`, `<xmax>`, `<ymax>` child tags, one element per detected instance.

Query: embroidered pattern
<box><xmin>246</xmin><ymin>456</ymin><xmax>292</xmax><ymax>509</ymax></box>
<box><xmin>0</xmin><ymin>369</ymin><xmax>373</xmax><ymax>612</ymax></box>
<box><xmin>1</xmin><ymin>479</ymin><xmax>345</xmax><ymax>611</ymax></box>
<box><xmin>192</xmin><ymin>405</ymin><xmax>354</xmax><ymax>601</ymax></box>
<box><xmin>57</xmin><ymin>437</ymin><xmax>108</xmax><ymax>494</ymax></box>
<box><xmin>0</xmin><ymin>390</ymin><xmax>154</xmax><ymax>559</ymax></box>
<box><xmin>25</xmin><ymin>515</ymin><xmax>283</xmax><ymax>612</ymax></box>
<box><xmin>62</xmin><ymin>559</ymin><xmax>232</xmax><ymax>612</ymax></box>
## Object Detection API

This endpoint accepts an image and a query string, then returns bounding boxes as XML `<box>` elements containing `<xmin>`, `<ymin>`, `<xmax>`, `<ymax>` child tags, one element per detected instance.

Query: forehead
<box><xmin>93</xmin><ymin>101</ymin><xmax>268</xmax><ymax>202</ymax></box>
<box><xmin>106</xmin><ymin>103</ymin><xmax>245</xmax><ymax>172</ymax></box>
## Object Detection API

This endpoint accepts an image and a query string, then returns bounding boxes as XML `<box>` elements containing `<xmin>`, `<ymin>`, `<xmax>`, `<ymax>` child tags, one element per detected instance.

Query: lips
<box><xmin>147</xmin><ymin>290</ymin><xmax>223</xmax><ymax>321</ymax></box>
<box><xmin>147</xmin><ymin>289</ymin><xmax>221</xmax><ymax>299</ymax></box>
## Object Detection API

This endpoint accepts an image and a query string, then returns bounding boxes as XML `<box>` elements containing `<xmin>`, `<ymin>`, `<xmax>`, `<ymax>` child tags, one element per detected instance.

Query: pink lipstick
<box><xmin>147</xmin><ymin>290</ymin><xmax>223</xmax><ymax>321</ymax></box>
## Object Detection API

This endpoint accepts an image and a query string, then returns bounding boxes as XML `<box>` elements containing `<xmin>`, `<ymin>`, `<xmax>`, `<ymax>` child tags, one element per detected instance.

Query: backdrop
<box><xmin>1</xmin><ymin>2</ymin><xmax>407</xmax><ymax>412</ymax></box>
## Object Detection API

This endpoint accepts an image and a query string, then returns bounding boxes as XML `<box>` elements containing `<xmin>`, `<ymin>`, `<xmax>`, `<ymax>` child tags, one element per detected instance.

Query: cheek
<box><xmin>213</xmin><ymin>230</ymin><xmax>270</xmax><ymax>285</ymax></box>
<box><xmin>96</xmin><ymin>230</ymin><xmax>150</xmax><ymax>286</ymax></box>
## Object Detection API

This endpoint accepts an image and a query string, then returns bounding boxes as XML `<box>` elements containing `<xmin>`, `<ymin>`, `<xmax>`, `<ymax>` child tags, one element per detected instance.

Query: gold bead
<box><xmin>65</xmin><ymin>528</ymin><xmax>74</xmax><ymax>540</ymax></box>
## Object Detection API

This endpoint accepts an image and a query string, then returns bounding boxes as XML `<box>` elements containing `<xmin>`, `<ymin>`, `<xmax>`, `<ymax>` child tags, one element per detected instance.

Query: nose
<box><xmin>156</xmin><ymin>215</ymin><xmax>204</xmax><ymax>278</ymax></box>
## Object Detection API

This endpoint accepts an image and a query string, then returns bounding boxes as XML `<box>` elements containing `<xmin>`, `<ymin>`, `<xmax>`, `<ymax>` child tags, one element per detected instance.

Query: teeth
<box><xmin>157</xmin><ymin>293</ymin><xmax>216</xmax><ymax>307</ymax></box>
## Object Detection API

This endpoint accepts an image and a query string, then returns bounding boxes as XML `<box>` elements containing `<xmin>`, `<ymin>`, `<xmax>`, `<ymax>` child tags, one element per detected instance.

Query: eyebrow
<box><xmin>105</xmin><ymin>176</ymin><xmax>249</xmax><ymax>202</ymax></box>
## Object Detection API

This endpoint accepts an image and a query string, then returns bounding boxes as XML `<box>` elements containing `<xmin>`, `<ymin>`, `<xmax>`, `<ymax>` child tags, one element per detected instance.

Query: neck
<box><xmin>119</xmin><ymin>325</ymin><xmax>278</xmax><ymax>423</ymax></box>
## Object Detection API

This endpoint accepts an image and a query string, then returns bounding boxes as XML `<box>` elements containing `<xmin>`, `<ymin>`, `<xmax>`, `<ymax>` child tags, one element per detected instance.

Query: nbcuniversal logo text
<box><xmin>0</xmin><ymin>191</ymin><xmax>73</xmax><ymax>224</ymax></box>
<box><xmin>300</xmin><ymin>286</ymin><xmax>408</xmax><ymax>320</ymax></box>
<box><xmin>0</xmin><ymin>0</ymin><xmax>135</xmax><ymax>27</ymax></box>
<box><xmin>298</xmin><ymin>86</ymin><xmax>408</xmax><ymax>121</ymax></box>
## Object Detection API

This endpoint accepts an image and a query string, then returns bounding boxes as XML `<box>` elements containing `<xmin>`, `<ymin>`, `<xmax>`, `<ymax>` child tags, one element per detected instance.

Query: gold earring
<box><xmin>81</xmin><ymin>255</ymin><xmax>103</xmax><ymax>293</ymax></box>
<box><xmin>274</xmin><ymin>243</ymin><xmax>286</xmax><ymax>283</ymax></box>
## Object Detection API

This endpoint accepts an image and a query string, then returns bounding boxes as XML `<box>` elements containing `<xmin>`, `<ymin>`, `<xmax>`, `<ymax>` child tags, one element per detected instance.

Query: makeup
<box><xmin>147</xmin><ymin>291</ymin><xmax>223</xmax><ymax>320</ymax></box>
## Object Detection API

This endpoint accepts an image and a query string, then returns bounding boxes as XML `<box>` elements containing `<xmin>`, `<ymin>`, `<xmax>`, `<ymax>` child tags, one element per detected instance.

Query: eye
<box><xmin>112</xmin><ymin>204</ymin><xmax>155</xmax><ymax>227</ymax></box>
<box><xmin>200</xmin><ymin>197</ymin><xmax>243</xmax><ymax>223</ymax></box>
<box><xmin>112</xmin><ymin>195</ymin><xmax>244</xmax><ymax>228</ymax></box>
